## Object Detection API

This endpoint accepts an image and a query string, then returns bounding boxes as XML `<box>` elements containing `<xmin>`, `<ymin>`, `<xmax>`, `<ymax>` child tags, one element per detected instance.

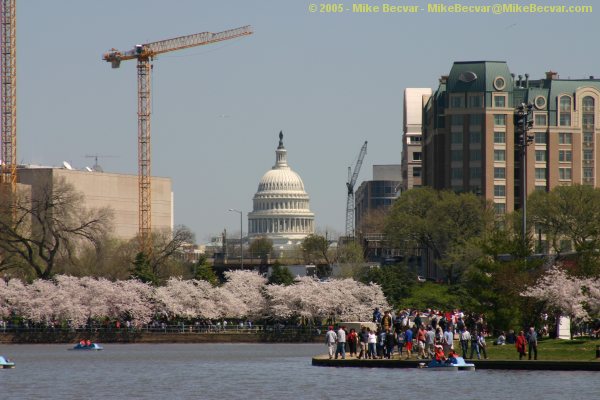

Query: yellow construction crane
<box><xmin>1</xmin><ymin>0</ymin><xmax>16</xmax><ymax>195</ymax></box>
<box><xmin>103</xmin><ymin>26</ymin><xmax>252</xmax><ymax>255</ymax></box>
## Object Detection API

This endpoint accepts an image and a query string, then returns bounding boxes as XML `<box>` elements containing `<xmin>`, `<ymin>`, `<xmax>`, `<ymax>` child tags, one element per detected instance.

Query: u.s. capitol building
<box><xmin>247</xmin><ymin>132</ymin><xmax>314</xmax><ymax>246</ymax></box>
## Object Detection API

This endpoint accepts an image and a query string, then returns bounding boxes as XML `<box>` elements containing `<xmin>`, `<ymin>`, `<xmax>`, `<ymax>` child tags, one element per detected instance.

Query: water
<box><xmin>1</xmin><ymin>343</ymin><xmax>599</xmax><ymax>399</ymax></box>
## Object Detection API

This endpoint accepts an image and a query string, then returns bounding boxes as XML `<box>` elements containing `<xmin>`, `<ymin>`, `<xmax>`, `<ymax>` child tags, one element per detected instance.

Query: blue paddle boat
<box><xmin>71</xmin><ymin>342</ymin><xmax>104</xmax><ymax>351</ymax></box>
<box><xmin>0</xmin><ymin>355</ymin><xmax>15</xmax><ymax>368</ymax></box>
<box><xmin>419</xmin><ymin>356</ymin><xmax>476</xmax><ymax>371</ymax></box>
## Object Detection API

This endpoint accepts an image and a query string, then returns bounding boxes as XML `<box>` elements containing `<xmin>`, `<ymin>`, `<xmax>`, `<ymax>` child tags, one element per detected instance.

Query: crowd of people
<box><xmin>325</xmin><ymin>308</ymin><xmax>540</xmax><ymax>361</ymax></box>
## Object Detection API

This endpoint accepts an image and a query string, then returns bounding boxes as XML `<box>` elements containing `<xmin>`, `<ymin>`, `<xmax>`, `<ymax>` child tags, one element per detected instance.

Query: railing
<box><xmin>0</xmin><ymin>322</ymin><xmax>324</xmax><ymax>336</ymax></box>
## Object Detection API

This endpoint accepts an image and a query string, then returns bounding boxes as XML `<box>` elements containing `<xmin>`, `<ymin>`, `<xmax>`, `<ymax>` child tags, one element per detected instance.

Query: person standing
<box><xmin>527</xmin><ymin>327</ymin><xmax>538</xmax><ymax>360</ymax></box>
<box><xmin>325</xmin><ymin>326</ymin><xmax>337</xmax><ymax>360</ymax></box>
<box><xmin>416</xmin><ymin>325</ymin><xmax>427</xmax><ymax>359</ymax></box>
<box><xmin>459</xmin><ymin>326</ymin><xmax>470</xmax><ymax>358</ymax></box>
<box><xmin>335</xmin><ymin>326</ymin><xmax>347</xmax><ymax>359</ymax></box>
<box><xmin>384</xmin><ymin>327</ymin><xmax>396</xmax><ymax>359</ymax></box>
<box><xmin>477</xmin><ymin>331</ymin><xmax>488</xmax><ymax>359</ymax></box>
<box><xmin>425</xmin><ymin>325</ymin><xmax>436</xmax><ymax>359</ymax></box>
<box><xmin>469</xmin><ymin>330</ymin><xmax>481</xmax><ymax>359</ymax></box>
<box><xmin>347</xmin><ymin>328</ymin><xmax>358</xmax><ymax>358</ymax></box>
<box><xmin>358</xmin><ymin>327</ymin><xmax>369</xmax><ymax>359</ymax></box>
<box><xmin>442</xmin><ymin>325</ymin><xmax>454</xmax><ymax>356</ymax></box>
<box><xmin>381</xmin><ymin>310</ymin><xmax>393</xmax><ymax>331</ymax></box>
<box><xmin>367</xmin><ymin>328</ymin><xmax>377</xmax><ymax>359</ymax></box>
<box><xmin>396</xmin><ymin>327</ymin><xmax>405</xmax><ymax>357</ymax></box>
<box><xmin>404</xmin><ymin>325</ymin><xmax>414</xmax><ymax>359</ymax></box>
<box><xmin>516</xmin><ymin>330</ymin><xmax>527</xmax><ymax>360</ymax></box>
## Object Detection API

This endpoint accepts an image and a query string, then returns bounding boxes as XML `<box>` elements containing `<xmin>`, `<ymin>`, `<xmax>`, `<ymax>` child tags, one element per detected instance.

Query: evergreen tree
<box><xmin>193</xmin><ymin>255</ymin><xmax>219</xmax><ymax>285</ymax></box>
<box><xmin>268</xmin><ymin>262</ymin><xmax>294</xmax><ymax>285</ymax></box>
<box><xmin>130</xmin><ymin>252</ymin><xmax>158</xmax><ymax>285</ymax></box>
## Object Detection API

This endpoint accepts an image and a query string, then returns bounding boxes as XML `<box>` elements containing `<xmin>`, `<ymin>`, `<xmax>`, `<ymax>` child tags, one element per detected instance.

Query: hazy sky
<box><xmin>16</xmin><ymin>1</ymin><xmax>597</xmax><ymax>242</ymax></box>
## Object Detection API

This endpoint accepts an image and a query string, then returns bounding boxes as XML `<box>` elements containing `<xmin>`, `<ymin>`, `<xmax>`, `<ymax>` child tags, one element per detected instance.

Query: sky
<box><xmin>15</xmin><ymin>0</ymin><xmax>597</xmax><ymax>242</ymax></box>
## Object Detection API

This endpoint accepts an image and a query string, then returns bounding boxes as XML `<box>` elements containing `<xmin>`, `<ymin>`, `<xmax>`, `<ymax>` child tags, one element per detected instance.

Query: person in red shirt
<box><xmin>347</xmin><ymin>328</ymin><xmax>358</xmax><ymax>357</ymax></box>
<box><xmin>515</xmin><ymin>330</ymin><xmax>527</xmax><ymax>360</ymax></box>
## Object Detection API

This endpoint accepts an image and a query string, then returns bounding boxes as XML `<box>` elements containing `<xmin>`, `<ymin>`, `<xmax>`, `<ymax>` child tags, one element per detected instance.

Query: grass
<box><xmin>466</xmin><ymin>337</ymin><xmax>600</xmax><ymax>361</ymax></box>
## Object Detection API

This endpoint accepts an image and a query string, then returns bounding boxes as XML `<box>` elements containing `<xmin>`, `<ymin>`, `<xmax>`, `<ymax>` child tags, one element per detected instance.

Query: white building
<box><xmin>247</xmin><ymin>132</ymin><xmax>314</xmax><ymax>246</ymax></box>
<box><xmin>401</xmin><ymin>88</ymin><xmax>432</xmax><ymax>191</ymax></box>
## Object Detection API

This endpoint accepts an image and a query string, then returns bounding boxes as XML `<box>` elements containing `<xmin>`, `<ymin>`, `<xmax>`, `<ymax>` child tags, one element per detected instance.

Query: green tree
<box><xmin>248</xmin><ymin>236</ymin><xmax>273</xmax><ymax>259</ymax></box>
<box><xmin>385</xmin><ymin>187</ymin><xmax>495</xmax><ymax>283</ymax></box>
<box><xmin>529</xmin><ymin>184</ymin><xmax>600</xmax><ymax>276</ymax></box>
<box><xmin>336</xmin><ymin>240</ymin><xmax>366</xmax><ymax>278</ymax></box>
<box><xmin>130</xmin><ymin>251</ymin><xmax>158</xmax><ymax>285</ymax></box>
<box><xmin>359</xmin><ymin>264</ymin><xmax>416</xmax><ymax>308</ymax></box>
<box><xmin>193</xmin><ymin>255</ymin><xmax>219</xmax><ymax>285</ymax></box>
<box><xmin>268</xmin><ymin>261</ymin><xmax>294</xmax><ymax>285</ymax></box>
<box><xmin>301</xmin><ymin>234</ymin><xmax>331</xmax><ymax>264</ymax></box>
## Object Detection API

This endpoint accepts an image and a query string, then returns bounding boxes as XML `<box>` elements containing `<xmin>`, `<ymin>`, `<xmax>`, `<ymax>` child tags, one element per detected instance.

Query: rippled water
<box><xmin>1</xmin><ymin>343</ymin><xmax>599</xmax><ymax>399</ymax></box>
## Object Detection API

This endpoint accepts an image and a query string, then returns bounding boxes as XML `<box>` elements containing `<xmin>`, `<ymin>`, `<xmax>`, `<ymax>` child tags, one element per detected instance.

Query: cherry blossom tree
<box><xmin>521</xmin><ymin>266</ymin><xmax>589</xmax><ymax>321</ymax></box>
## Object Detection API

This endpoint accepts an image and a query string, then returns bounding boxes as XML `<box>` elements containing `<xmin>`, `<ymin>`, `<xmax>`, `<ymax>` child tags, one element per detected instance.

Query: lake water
<box><xmin>1</xmin><ymin>343</ymin><xmax>599</xmax><ymax>399</ymax></box>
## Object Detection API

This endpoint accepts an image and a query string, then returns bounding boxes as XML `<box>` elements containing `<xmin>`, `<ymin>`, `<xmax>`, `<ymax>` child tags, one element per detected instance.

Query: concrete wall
<box><xmin>17</xmin><ymin>167</ymin><xmax>172</xmax><ymax>240</ymax></box>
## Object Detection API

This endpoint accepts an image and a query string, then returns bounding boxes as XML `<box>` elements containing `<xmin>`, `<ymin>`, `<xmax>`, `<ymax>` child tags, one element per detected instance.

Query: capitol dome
<box><xmin>248</xmin><ymin>132</ymin><xmax>315</xmax><ymax>246</ymax></box>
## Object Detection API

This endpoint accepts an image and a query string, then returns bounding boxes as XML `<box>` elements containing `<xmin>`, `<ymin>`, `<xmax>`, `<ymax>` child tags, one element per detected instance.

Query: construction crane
<box><xmin>103</xmin><ymin>26</ymin><xmax>252</xmax><ymax>255</ymax></box>
<box><xmin>345</xmin><ymin>141</ymin><xmax>367</xmax><ymax>238</ymax></box>
<box><xmin>0</xmin><ymin>0</ymin><xmax>16</xmax><ymax>195</ymax></box>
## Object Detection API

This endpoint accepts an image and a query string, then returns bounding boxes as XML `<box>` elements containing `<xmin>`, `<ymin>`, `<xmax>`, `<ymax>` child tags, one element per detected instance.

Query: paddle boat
<box><xmin>419</xmin><ymin>356</ymin><xmax>476</xmax><ymax>371</ymax></box>
<box><xmin>0</xmin><ymin>355</ymin><xmax>15</xmax><ymax>368</ymax></box>
<box><xmin>71</xmin><ymin>342</ymin><xmax>104</xmax><ymax>351</ymax></box>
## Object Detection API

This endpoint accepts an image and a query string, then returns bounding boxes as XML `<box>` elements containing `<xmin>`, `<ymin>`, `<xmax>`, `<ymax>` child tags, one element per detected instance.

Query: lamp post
<box><xmin>228</xmin><ymin>209</ymin><xmax>243</xmax><ymax>268</ymax></box>
<box><xmin>515</xmin><ymin>102</ymin><xmax>534</xmax><ymax>248</ymax></box>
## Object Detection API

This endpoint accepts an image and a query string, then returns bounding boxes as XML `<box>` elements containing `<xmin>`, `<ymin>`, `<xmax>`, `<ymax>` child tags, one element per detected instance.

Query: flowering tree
<box><xmin>521</xmin><ymin>266</ymin><xmax>590</xmax><ymax>321</ymax></box>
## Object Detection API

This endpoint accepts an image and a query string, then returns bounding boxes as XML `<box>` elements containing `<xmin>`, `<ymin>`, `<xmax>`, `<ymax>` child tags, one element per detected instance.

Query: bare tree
<box><xmin>0</xmin><ymin>178</ymin><xmax>113</xmax><ymax>279</ymax></box>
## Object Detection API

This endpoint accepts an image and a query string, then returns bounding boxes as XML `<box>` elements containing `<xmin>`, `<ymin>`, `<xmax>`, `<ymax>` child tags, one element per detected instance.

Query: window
<box><xmin>584</xmin><ymin>167</ymin><xmax>594</xmax><ymax>179</ymax></box>
<box><xmin>493</xmin><ymin>77</ymin><xmax>506</xmax><ymax>90</ymax></box>
<box><xmin>494</xmin><ymin>203</ymin><xmax>506</xmax><ymax>214</ymax></box>
<box><xmin>494</xmin><ymin>185</ymin><xmax>506</xmax><ymax>197</ymax></box>
<box><xmin>535</xmin><ymin>114</ymin><xmax>547</xmax><ymax>126</ymax></box>
<box><xmin>583</xmin><ymin>114</ymin><xmax>595</xmax><ymax>129</ymax></box>
<box><xmin>559</xmin><ymin>167</ymin><xmax>572</xmax><ymax>180</ymax></box>
<box><xmin>469</xmin><ymin>131</ymin><xmax>481</xmax><ymax>144</ymax></box>
<box><xmin>560</xmin><ymin>113</ymin><xmax>572</xmax><ymax>126</ymax></box>
<box><xmin>494</xmin><ymin>150</ymin><xmax>506</xmax><ymax>161</ymax></box>
<box><xmin>494</xmin><ymin>131</ymin><xmax>506</xmax><ymax>144</ymax></box>
<box><xmin>452</xmin><ymin>115</ymin><xmax>464</xmax><ymax>127</ymax></box>
<box><xmin>451</xmin><ymin>150</ymin><xmax>463</xmax><ymax>162</ymax></box>
<box><xmin>494</xmin><ymin>96</ymin><xmax>506</xmax><ymax>108</ymax></box>
<box><xmin>584</xmin><ymin>132</ymin><xmax>594</xmax><ymax>143</ymax></box>
<box><xmin>470</xmin><ymin>149</ymin><xmax>481</xmax><ymax>161</ymax></box>
<box><xmin>494</xmin><ymin>114</ymin><xmax>506</xmax><ymax>126</ymax></box>
<box><xmin>559</xmin><ymin>150</ymin><xmax>572</xmax><ymax>162</ymax></box>
<box><xmin>583</xmin><ymin>96</ymin><xmax>595</xmax><ymax>113</ymax></box>
<box><xmin>535</xmin><ymin>132</ymin><xmax>547</xmax><ymax>144</ymax></box>
<box><xmin>469</xmin><ymin>95</ymin><xmax>482</xmax><ymax>108</ymax></box>
<box><xmin>409</xmin><ymin>136</ymin><xmax>422</xmax><ymax>143</ymax></box>
<box><xmin>451</xmin><ymin>132</ymin><xmax>463</xmax><ymax>144</ymax></box>
<box><xmin>584</xmin><ymin>149</ymin><xmax>593</xmax><ymax>161</ymax></box>
<box><xmin>412</xmin><ymin>167</ymin><xmax>422</xmax><ymax>177</ymax></box>
<box><xmin>535</xmin><ymin>150</ymin><xmax>547</xmax><ymax>162</ymax></box>
<box><xmin>413</xmin><ymin>152</ymin><xmax>422</xmax><ymax>161</ymax></box>
<box><xmin>559</xmin><ymin>96</ymin><xmax>571</xmax><ymax>126</ymax></box>
<box><xmin>535</xmin><ymin>168</ymin><xmax>546</xmax><ymax>180</ymax></box>
<box><xmin>451</xmin><ymin>167</ymin><xmax>463</xmax><ymax>179</ymax></box>
<box><xmin>494</xmin><ymin>167</ymin><xmax>506</xmax><ymax>179</ymax></box>
<box><xmin>470</xmin><ymin>114</ymin><xmax>483</xmax><ymax>126</ymax></box>
<box><xmin>535</xmin><ymin>185</ymin><xmax>547</xmax><ymax>192</ymax></box>
<box><xmin>534</xmin><ymin>96</ymin><xmax>547</xmax><ymax>109</ymax></box>
<box><xmin>558</xmin><ymin>132</ymin><xmax>572</xmax><ymax>144</ymax></box>
<box><xmin>470</xmin><ymin>167</ymin><xmax>482</xmax><ymax>179</ymax></box>
<box><xmin>450</xmin><ymin>95</ymin><xmax>464</xmax><ymax>108</ymax></box>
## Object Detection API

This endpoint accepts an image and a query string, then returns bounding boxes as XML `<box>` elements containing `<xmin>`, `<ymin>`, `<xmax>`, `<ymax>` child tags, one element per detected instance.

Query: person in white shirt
<box><xmin>325</xmin><ymin>326</ymin><xmax>337</xmax><ymax>359</ymax></box>
<box><xmin>335</xmin><ymin>326</ymin><xmax>347</xmax><ymax>359</ymax></box>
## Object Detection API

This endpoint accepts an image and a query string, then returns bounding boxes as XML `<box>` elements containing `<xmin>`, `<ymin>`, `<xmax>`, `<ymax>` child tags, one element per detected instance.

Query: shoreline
<box><xmin>311</xmin><ymin>355</ymin><xmax>600</xmax><ymax>370</ymax></box>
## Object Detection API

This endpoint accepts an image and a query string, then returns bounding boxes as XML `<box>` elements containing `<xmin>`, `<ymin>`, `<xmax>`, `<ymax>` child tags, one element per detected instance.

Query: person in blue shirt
<box><xmin>404</xmin><ymin>326</ymin><xmax>414</xmax><ymax>359</ymax></box>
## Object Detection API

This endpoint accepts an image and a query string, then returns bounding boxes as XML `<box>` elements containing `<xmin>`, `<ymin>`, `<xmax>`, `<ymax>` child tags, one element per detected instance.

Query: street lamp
<box><xmin>228</xmin><ymin>209</ymin><xmax>243</xmax><ymax>268</ymax></box>
<box><xmin>515</xmin><ymin>102</ymin><xmax>534</xmax><ymax>248</ymax></box>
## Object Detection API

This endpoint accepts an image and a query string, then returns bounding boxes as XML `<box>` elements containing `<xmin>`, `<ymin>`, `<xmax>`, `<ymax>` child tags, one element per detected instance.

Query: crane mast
<box><xmin>345</xmin><ymin>141</ymin><xmax>368</xmax><ymax>238</ymax></box>
<box><xmin>0</xmin><ymin>0</ymin><xmax>16</xmax><ymax>195</ymax></box>
<box><xmin>103</xmin><ymin>26</ymin><xmax>252</xmax><ymax>255</ymax></box>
